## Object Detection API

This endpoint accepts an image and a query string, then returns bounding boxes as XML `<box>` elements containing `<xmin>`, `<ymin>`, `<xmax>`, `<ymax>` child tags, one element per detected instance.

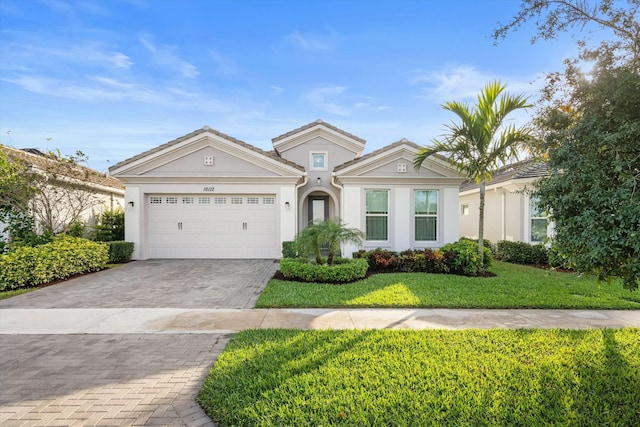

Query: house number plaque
<box><xmin>203</xmin><ymin>187</ymin><xmax>216</xmax><ymax>192</ymax></box>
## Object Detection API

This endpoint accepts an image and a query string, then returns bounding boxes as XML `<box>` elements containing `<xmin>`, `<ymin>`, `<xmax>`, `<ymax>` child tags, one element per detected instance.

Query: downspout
<box><xmin>330</xmin><ymin>172</ymin><xmax>343</xmax><ymax>220</ymax></box>
<box><xmin>294</xmin><ymin>173</ymin><xmax>308</xmax><ymax>235</ymax></box>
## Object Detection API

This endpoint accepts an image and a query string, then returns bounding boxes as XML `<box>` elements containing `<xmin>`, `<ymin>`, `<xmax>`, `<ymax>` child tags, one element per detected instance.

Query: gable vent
<box><xmin>397</xmin><ymin>163</ymin><xmax>407</xmax><ymax>173</ymax></box>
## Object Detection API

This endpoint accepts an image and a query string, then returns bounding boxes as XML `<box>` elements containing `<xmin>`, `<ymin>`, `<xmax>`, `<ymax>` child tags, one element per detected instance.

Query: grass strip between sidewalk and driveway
<box><xmin>256</xmin><ymin>261</ymin><xmax>640</xmax><ymax>309</ymax></box>
<box><xmin>197</xmin><ymin>328</ymin><xmax>640</xmax><ymax>426</ymax></box>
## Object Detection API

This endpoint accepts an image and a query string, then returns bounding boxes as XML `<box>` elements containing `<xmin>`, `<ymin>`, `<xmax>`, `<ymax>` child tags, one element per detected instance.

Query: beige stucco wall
<box><xmin>459</xmin><ymin>188</ymin><xmax>526</xmax><ymax>243</ymax></box>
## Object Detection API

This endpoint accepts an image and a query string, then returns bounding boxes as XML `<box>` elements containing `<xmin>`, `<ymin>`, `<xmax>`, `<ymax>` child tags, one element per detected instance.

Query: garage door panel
<box><xmin>146</xmin><ymin>194</ymin><xmax>278</xmax><ymax>258</ymax></box>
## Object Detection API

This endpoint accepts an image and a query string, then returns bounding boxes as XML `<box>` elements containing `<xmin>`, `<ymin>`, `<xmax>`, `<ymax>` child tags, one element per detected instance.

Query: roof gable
<box><xmin>272</xmin><ymin>119</ymin><xmax>366</xmax><ymax>157</ymax></box>
<box><xmin>109</xmin><ymin>127</ymin><xmax>304</xmax><ymax>178</ymax></box>
<box><xmin>334</xmin><ymin>139</ymin><xmax>464</xmax><ymax>180</ymax></box>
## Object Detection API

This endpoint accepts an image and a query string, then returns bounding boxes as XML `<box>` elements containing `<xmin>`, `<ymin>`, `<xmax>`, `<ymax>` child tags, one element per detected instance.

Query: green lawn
<box><xmin>0</xmin><ymin>288</ymin><xmax>35</xmax><ymax>300</ymax></box>
<box><xmin>256</xmin><ymin>261</ymin><xmax>640</xmax><ymax>309</ymax></box>
<box><xmin>198</xmin><ymin>328</ymin><xmax>640</xmax><ymax>426</ymax></box>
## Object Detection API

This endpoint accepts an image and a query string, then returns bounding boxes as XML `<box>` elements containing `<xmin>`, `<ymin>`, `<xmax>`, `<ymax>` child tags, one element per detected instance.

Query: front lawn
<box><xmin>198</xmin><ymin>328</ymin><xmax>640</xmax><ymax>426</ymax></box>
<box><xmin>256</xmin><ymin>261</ymin><xmax>640</xmax><ymax>309</ymax></box>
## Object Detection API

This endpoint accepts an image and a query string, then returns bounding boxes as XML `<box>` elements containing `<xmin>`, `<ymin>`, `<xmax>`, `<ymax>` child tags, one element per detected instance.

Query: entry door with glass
<box><xmin>308</xmin><ymin>196</ymin><xmax>329</xmax><ymax>224</ymax></box>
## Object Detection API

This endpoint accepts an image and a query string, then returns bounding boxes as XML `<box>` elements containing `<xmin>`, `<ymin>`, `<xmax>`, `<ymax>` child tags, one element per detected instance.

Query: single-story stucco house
<box><xmin>458</xmin><ymin>159</ymin><xmax>551</xmax><ymax>245</ymax></box>
<box><xmin>109</xmin><ymin>120</ymin><xmax>466</xmax><ymax>260</ymax></box>
<box><xmin>1</xmin><ymin>144</ymin><xmax>125</xmax><ymax>234</ymax></box>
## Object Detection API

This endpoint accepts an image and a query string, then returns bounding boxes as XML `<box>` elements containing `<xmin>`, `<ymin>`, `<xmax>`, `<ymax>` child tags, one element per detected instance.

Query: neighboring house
<box><xmin>1</xmin><ymin>145</ymin><xmax>125</xmax><ymax>233</ymax></box>
<box><xmin>109</xmin><ymin>120</ymin><xmax>466</xmax><ymax>260</ymax></box>
<box><xmin>458</xmin><ymin>159</ymin><xmax>551</xmax><ymax>244</ymax></box>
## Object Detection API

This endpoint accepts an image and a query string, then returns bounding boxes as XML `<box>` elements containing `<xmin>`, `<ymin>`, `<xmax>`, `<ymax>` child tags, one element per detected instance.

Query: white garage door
<box><xmin>146</xmin><ymin>194</ymin><xmax>278</xmax><ymax>258</ymax></box>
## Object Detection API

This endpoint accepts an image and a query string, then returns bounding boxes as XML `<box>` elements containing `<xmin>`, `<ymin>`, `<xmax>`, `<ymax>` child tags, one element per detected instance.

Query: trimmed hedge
<box><xmin>354</xmin><ymin>240</ymin><xmax>493</xmax><ymax>277</ymax></box>
<box><xmin>280</xmin><ymin>257</ymin><xmax>369</xmax><ymax>283</ymax></box>
<box><xmin>282</xmin><ymin>241</ymin><xmax>296</xmax><ymax>258</ymax></box>
<box><xmin>0</xmin><ymin>236</ymin><xmax>109</xmax><ymax>290</ymax></box>
<box><xmin>108</xmin><ymin>241</ymin><xmax>134</xmax><ymax>263</ymax></box>
<box><xmin>496</xmin><ymin>241</ymin><xmax>548</xmax><ymax>265</ymax></box>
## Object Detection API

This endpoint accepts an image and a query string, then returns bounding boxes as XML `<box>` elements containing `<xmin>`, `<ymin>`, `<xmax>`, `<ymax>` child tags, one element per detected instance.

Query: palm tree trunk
<box><xmin>478</xmin><ymin>179</ymin><xmax>486</xmax><ymax>274</ymax></box>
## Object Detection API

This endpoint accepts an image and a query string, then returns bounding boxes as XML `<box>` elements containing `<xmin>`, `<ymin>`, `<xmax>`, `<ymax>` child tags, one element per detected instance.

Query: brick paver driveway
<box><xmin>0</xmin><ymin>259</ymin><xmax>278</xmax><ymax>426</ymax></box>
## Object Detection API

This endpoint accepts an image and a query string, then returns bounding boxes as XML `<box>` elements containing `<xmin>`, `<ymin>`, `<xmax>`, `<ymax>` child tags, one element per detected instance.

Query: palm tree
<box><xmin>414</xmin><ymin>81</ymin><xmax>532</xmax><ymax>273</ymax></box>
<box><xmin>295</xmin><ymin>219</ymin><xmax>364</xmax><ymax>265</ymax></box>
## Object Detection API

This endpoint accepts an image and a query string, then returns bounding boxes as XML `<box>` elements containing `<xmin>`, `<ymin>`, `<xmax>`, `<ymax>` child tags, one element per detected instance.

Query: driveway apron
<box><xmin>0</xmin><ymin>259</ymin><xmax>278</xmax><ymax>427</ymax></box>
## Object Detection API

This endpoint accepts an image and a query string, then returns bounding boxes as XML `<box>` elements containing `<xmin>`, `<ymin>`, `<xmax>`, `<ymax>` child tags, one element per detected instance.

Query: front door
<box><xmin>308</xmin><ymin>196</ymin><xmax>329</xmax><ymax>225</ymax></box>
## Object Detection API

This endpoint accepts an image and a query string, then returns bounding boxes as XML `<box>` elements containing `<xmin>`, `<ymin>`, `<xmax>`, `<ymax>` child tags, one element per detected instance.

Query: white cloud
<box><xmin>139</xmin><ymin>34</ymin><xmax>199</xmax><ymax>79</ymax></box>
<box><xmin>270</xmin><ymin>85</ymin><xmax>284</xmax><ymax>96</ymax></box>
<box><xmin>305</xmin><ymin>85</ymin><xmax>350</xmax><ymax>116</ymax></box>
<box><xmin>0</xmin><ymin>37</ymin><xmax>132</xmax><ymax>71</ymax></box>
<box><xmin>410</xmin><ymin>64</ymin><xmax>543</xmax><ymax>103</ymax></box>
<box><xmin>209</xmin><ymin>51</ymin><xmax>237</xmax><ymax>75</ymax></box>
<box><xmin>304</xmin><ymin>85</ymin><xmax>380</xmax><ymax>117</ymax></box>
<box><xmin>284</xmin><ymin>29</ymin><xmax>336</xmax><ymax>52</ymax></box>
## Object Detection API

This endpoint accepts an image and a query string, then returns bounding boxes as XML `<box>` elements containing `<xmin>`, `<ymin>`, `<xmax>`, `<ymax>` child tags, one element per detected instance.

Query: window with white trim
<box><xmin>231</xmin><ymin>197</ymin><xmax>243</xmax><ymax>205</ymax></box>
<box><xmin>263</xmin><ymin>197</ymin><xmax>275</xmax><ymax>205</ymax></box>
<box><xmin>247</xmin><ymin>197</ymin><xmax>259</xmax><ymax>205</ymax></box>
<box><xmin>530</xmin><ymin>196</ymin><xmax>547</xmax><ymax>242</ymax></box>
<box><xmin>199</xmin><ymin>197</ymin><xmax>210</xmax><ymax>204</ymax></box>
<box><xmin>309</xmin><ymin>152</ymin><xmax>328</xmax><ymax>171</ymax></box>
<box><xmin>365</xmin><ymin>190</ymin><xmax>388</xmax><ymax>240</ymax></box>
<box><xmin>415</xmin><ymin>190</ymin><xmax>438</xmax><ymax>241</ymax></box>
<box><xmin>214</xmin><ymin>197</ymin><xmax>226</xmax><ymax>205</ymax></box>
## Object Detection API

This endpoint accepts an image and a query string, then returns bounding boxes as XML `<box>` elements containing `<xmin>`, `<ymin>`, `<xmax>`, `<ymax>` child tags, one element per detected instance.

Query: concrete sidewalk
<box><xmin>2</xmin><ymin>308</ymin><xmax>639</xmax><ymax>334</ymax></box>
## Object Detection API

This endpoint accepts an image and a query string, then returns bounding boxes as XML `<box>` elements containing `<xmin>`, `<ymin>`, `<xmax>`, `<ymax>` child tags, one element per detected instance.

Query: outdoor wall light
<box><xmin>285</xmin><ymin>201</ymin><xmax>290</xmax><ymax>208</ymax></box>
<box><xmin>128</xmin><ymin>201</ymin><xmax>134</xmax><ymax>207</ymax></box>
<box><xmin>316</xmin><ymin>177</ymin><xmax>321</xmax><ymax>186</ymax></box>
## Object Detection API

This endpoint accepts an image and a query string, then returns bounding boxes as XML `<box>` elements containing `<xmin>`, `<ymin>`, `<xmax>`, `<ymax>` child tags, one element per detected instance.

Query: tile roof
<box><xmin>109</xmin><ymin>126</ymin><xmax>305</xmax><ymax>173</ymax></box>
<box><xmin>459</xmin><ymin>159</ymin><xmax>549</xmax><ymax>192</ymax></box>
<box><xmin>333</xmin><ymin>138</ymin><xmax>450</xmax><ymax>171</ymax></box>
<box><xmin>1</xmin><ymin>144</ymin><xmax>124</xmax><ymax>190</ymax></box>
<box><xmin>271</xmin><ymin>119</ymin><xmax>366</xmax><ymax>144</ymax></box>
<box><xmin>333</xmin><ymin>138</ymin><xmax>418</xmax><ymax>171</ymax></box>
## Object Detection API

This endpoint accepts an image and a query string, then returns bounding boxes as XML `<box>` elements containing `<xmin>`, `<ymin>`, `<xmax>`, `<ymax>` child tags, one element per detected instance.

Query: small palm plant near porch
<box><xmin>280</xmin><ymin>219</ymin><xmax>368</xmax><ymax>283</ymax></box>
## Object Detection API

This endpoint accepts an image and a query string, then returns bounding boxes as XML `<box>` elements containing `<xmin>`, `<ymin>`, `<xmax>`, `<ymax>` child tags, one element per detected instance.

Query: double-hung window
<box><xmin>530</xmin><ymin>196</ymin><xmax>547</xmax><ymax>242</ymax></box>
<box><xmin>415</xmin><ymin>190</ymin><xmax>438</xmax><ymax>241</ymax></box>
<box><xmin>365</xmin><ymin>190</ymin><xmax>388</xmax><ymax>240</ymax></box>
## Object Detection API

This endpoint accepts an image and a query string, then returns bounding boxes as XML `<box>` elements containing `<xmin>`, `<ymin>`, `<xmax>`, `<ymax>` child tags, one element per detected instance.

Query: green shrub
<box><xmin>108</xmin><ymin>241</ymin><xmax>134</xmax><ymax>263</ymax></box>
<box><xmin>361</xmin><ymin>248</ymin><xmax>398</xmax><ymax>273</ymax></box>
<box><xmin>282</xmin><ymin>241</ymin><xmax>297</xmax><ymax>258</ymax></box>
<box><xmin>547</xmin><ymin>243</ymin><xmax>575</xmax><ymax>269</ymax></box>
<box><xmin>441</xmin><ymin>239</ymin><xmax>492</xmax><ymax>276</ymax></box>
<box><xmin>279</xmin><ymin>257</ymin><xmax>369</xmax><ymax>283</ymax></box>
<box><xmin>496</xmin><ymin>241</ymin><xmax>548</xmax><ymax>265</ymax></box>
<box><xmin>460</xmin><ymin>236</ymin><xmax>496</xmax><ymax>254</ymax></box>
<box><xmin>355</xmin><ymin>244</ymin><xmax>491</xmax><ymax>276</ymax></box>
<box><xmin>92</xmin><ymin>208</ymin><xmax>125</xmax><ymax>242</ymax></box>
<box><xmin>0</xmin><ymin>235</ymin><xmax>108</xmax><ymax>290</ymax></box>
<box><xmin>397</xmin><ymin>249</ymin><xmax>449</xmax><ymax>274</ymax></box>
<box><xmin>66</xmin><ymin>220</ymin><xmax>86</xmax><ymax>238</ymax></box>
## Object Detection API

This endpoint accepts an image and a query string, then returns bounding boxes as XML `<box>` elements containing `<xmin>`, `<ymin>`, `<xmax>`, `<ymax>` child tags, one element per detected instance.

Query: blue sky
<box><xmin>0</xmin><ymin>0</ymin><xmax>582</xmax><ymax>173</ymax></box>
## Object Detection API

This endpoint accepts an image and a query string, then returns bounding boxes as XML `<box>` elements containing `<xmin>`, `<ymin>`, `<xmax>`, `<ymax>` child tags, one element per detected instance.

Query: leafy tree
<box><xmin>29</xmin><ymin>150</ymin><xmax>104</xmax><ymax>233</ymax></box>
<box><xmin>295</xmin><ymin>219</ymin><xmax>364</xmax><ymax>265</ymax></box>
<box><xmin>414</xmin><ymin>81</ymin><xmax>532</xmax><ymax>273</ymax></box>
<box><xmin>0</xmin><ymin>148</ymin><xmax>38</xmax><ymax>216</ymax></box>
<box><xmin>535</xmin><ymin>66</ymin><xmax>640</xmax><ymax>290</ymax></box>
<box><xmin>0</xmin><ymin>148</ymin><xmax>41</xmax><ymax>252</ymax></box>
<box><xmin>494</xmin><ymin>1</ymin><xmax>640</xmax><ymax>289</ymax></box>
<box><xmin>493</xmin><ymin>0</ymin><xmax>640</xmax><ymax>71</ymax></box>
